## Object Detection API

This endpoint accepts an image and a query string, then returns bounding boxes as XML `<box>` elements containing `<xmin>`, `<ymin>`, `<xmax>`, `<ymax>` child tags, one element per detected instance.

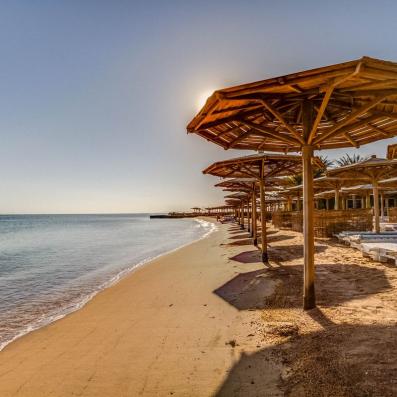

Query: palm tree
<box><xmin>315</xmin><ymin>155</ymin><xmax>333</xmax><ymax>177</ymax></box>
<box><xmin>287</xmin><ymin>173</ymin><xmax>302</xmax><ymax>186</ymax></box>
<box><xmin>335</xmin><ymin>153</ymin><xmax>370</xmax><ymax>166</ymax></box>
<box><xmin>287</xmin><ymin>155</ymin><xmax>333</xmax><ymax>186</ymax></box>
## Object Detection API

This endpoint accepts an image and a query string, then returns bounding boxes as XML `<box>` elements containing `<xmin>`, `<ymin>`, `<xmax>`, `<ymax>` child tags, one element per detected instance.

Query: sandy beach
<box><xmin>1</xmin><ymin>218</ymin><xmax>397</xmax><ymax>396</ymax></box>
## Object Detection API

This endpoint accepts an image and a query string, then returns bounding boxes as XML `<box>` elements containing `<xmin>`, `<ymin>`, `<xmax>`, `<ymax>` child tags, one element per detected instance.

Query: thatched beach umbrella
<box><xmin>203</xmin><ymin>153</ymin><xmax>315</xmax><ymax>263</ymax></box>
<box><xmin>224</xmin><ymin>192</ymin><xmax>250</xmax><ymax>230</ymax></box>
<box><xmin>340</xmin><ymin>183</ymin><xmax>396</xmax><ymax>215</ymax></box>
<box><xmin>217</xmin><ymin>177</ymin><xmax>285</xmax><ymax>244</ymax></box>
<box><xmin>328</xmin><ymin>156</ymin><xmax>397</xmax><ymax>232</ymax></box>
<box><xmin>288</xmin><ymin>176</ymin><xmax>367</xmax><ymax>210</ymax></box>
<box><xmin>188</xmin><ymin>57</ymin><xmax>397</xmax><ymax>309</ymax></box>
<box><xmin>217</xmin><ymin>178</ymin><xmax>259</xmax><ymax>240</ymax></box>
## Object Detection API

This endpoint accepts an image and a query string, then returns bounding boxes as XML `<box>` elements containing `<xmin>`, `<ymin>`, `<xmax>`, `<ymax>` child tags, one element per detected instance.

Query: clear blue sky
<box><xmin>1</xmin><ymin>0</ymin><xmax>397</xmax><ymax>213</ymax></box>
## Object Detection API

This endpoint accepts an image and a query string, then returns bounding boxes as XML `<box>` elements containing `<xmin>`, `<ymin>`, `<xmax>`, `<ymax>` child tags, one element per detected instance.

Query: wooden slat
<box><xmin>308</xmin><ymin>84</ymin><xmax>334</xmax><ymax>143</ymax></box>
<box><xmin>313</xmin><ymin>92</ymin><xmax>397</xmax><ymax>145</ymax></box>
<box><xmin>260</xmin><ymin>99</ymin><xmax>305</xmax><ymax>144</ymax></box>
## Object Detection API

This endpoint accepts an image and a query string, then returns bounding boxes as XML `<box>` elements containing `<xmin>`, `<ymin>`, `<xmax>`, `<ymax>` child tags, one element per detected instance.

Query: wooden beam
<box><xmin>214</xmin><ymin>123</ymin><xmax>245</xmax><ymax>139</ymax></box>
<box><xmin>289</xmin><ymin>84</ymin><xmax>303</xmax><ymax>93</ymax></box>
<box><xmin>343</xmin><ymin>131</ymin><xmax>360</xmax><ymax>148</ymax></box>
<box><xmin>313</xmin><ymin>93</ymin><xmax>395</xmax><ymax>145</ymax></box>
<box><xmin>259</xmin><ymin>99</ymin><xmax>305</xmax><ymax>145</ymax></box>
<box><xmin>222</xmin><ymin>66</ymin><xmax>358</xmax><ymax>98</ymax></box>
<box><xmin>340</xmin><ymin>79</ymin><xmax>397</xmax><ymax>92</ymax></box>
<box><xmin>239</xmin><ymin>164</ymin><xmax>258</xmax><ymax>179</ymax></box>
<box><xmin>308</xmin><ymin>84</ymin><xmax>334</xmax><ymax>143</ymax></box>
<box><xmin>373</xmin><ymin>111</ymin><xmax>397</xmax><ymax>121</ymax></box>
<box><xmin>226</xmin><ymin>128</ymin><xmax>253</xmax><ymax>149</ymax></box>
<box><xmin>193</xmin><ymin>108</ymin><xmax>263</xmax><ymax>131</ymax></box>
<box><xmin>240</xmin><ymin>119</ymin><xmax>301</xmax><ymax>146</ymax></box>
<box><xmin>367</xmin><ymin>123</ymin><xmax>393</xmax><ymax>138</ymax></box>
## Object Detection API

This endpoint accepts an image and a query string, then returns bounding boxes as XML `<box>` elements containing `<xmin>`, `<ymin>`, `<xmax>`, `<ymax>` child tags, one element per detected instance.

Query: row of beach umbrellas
<box><xmin>186</xmin><ymin>57</ymin><xmax>397</xmax><ymax>310</ymax></box>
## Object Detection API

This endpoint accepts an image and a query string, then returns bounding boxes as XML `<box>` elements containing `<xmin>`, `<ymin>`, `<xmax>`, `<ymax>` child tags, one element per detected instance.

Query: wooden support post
<box><xmin>287</xmin><ymin>196</ymin><xmax>292</xmax><ymax>211</ymax></box>
<box><xmin>334</xmin><ymin>189</ymin><xmax>340</xmax><ymax>210</ymax></box>
<box><xmin>252</xmin><ymin>187</ymin><xmax>258</xmax><ymax>246</ymax></box>
<box><xmin>366</xmin><ymin>192</ymin><xmax>371</xmax><ymax>209</ymax></box>
<box><xmin>373</xmin><ymin>181</ymin><xmax>380</xmax><ymax>233</ymax></box>
<box><xmin>325</xmin><ymin>198</ymin><xmax>329</xmax><ymax>210</ymax></box>
<box><xmin>259</xmin><ymin>167</ymin><xmax>268</xmax><ymax>263</ymax></box>
<box><xmin>247</xmin><ymin>198</ymin><xmax>251</xmax><ymax>234</ymax></box>
<box><xmin>381</xmin><ymin>192</ymin><xmax>385</xmax><ymax>221</ymax></box>
<box><xmin>240</xmin><ymin>202</ymin><xmax>244</xmax><ymax>229</ymax></box>
<box><xmin>341</xmin><ymin>195</ymin><xmax>345</xmax><ymax>210</ymax></box>
<box><xmin>352</xmin><ymin>194</ymin><xmax>357</xmax><ymax>209</ymax></box>
<box><xmin>302</xmin><ymin>100</ymin><xmax>315</xmax><ymax>310</ymax></box>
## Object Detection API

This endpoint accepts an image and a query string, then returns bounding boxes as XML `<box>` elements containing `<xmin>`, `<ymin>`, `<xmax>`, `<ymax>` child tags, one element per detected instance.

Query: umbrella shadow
<box><xmin>214</xmin><ymin>263</ymin><xmax>391</xmax><ymax>311</ymax></box>
<box><xmin>215</xmin><ymin>323</ymin><xmax>397</xmax><ymax>396</ymax></box>
<box><xmin>229</xmin><ymin>250</ymin><xmax>262</xmax><ymax>264</ymax></box>
<box><xmin>267</xmin><ymin>234</ymin><xmax>294</xmax><ymax>243</ymax></box>
<box><xmin>229</xmin><ymin>233</ymin><xmax>252</xmax><ymax>240</ymax></box>
<box><xmin>227</xmin><ymin>238</ymin><xmax>256</xmax><ymax>247</ymax></box>
<box><xmin>269</xmin><ymin>244</ymin><xmax>328</xmax><ymax>262</ymax></box>
<box><xmin>228</xmin><ymin>244</ymin><xmax>328</xmax><ymax>265</ymax></box>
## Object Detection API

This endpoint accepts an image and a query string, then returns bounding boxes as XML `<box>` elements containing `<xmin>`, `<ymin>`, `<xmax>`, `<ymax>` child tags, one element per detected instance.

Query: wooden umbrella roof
<box><xmin>284</xmin><ymin>176</ymin><xmax>367</xmax><ymax>199</ymax></box>
<box><xmin>188</xmin><ymin>57</ymin><xmax>397</xmax><ymax>152</ymax></box>
<box><xmin>340</xmin><ymin>184</ymin><xmax>395</xmax><ymax>194</ymax></box>
<box><xmin>314</xmin><ymin>190</ymin><xmax>336</xmax><ymax>199</ymax></box>
<box><xmin>203</xmin><ymin>153</ymin><xmax>323</xmax><ymax>179</ymax></box>
<box><xmin>206</xmin><ymin>205</ymin><xmax>235</xmax><ymax>210</ymax></box>
<box><xmin>327</xmin><ymin>156</ymin><xmax>397</xmax><ymax>181</ymax></box>
<box><xmin>380</xmin><ymin>176</ymin><xmax>397</xmax><ymax>187</ymax></box>
<box><xmin>225</xmin><ymin>199</ymin><xmax>242</xmax><ymax>206</ymax></box>
<box><xmin>224</xmin><ymin>192</ymin><xmax>249</xmax><ymax>199</ymax></box>
<box><xmin>214</xmin><ymin>177</ymin><xmax>289</xmax><ymax>191</ymax></box>
<box><xmin>214</xmin><ymin>177</ymin><xmax>256</xmax><ymax>189</ymax></box>
<box><xmin>312</xmin><ymin>175</ymin><xmax>367</xmax><ymax>188</ymax></box>
<box><xmin>222</xmin><ymin>186</ymin><xmax>283</xmax><ymax>195</ymax></box>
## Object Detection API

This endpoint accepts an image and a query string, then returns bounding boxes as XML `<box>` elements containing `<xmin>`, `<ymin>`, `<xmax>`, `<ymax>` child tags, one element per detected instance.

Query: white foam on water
<box><xmin>0</xmin><ymin>217</ymin><xmax>217</xmax><ymax>352</ymax></box>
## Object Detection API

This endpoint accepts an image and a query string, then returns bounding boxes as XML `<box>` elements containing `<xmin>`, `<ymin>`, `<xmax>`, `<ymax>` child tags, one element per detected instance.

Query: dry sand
<box><xmin>1</xmin><ymin>218</ymin><xmax>397</xmax><ymax>396</ymax></box>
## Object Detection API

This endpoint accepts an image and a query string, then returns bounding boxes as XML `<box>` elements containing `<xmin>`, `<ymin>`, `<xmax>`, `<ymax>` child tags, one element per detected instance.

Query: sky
<box><xmin>1</xmin><ymin>0</ymin><xmax>397</xmax><ymax>214</ymax></box>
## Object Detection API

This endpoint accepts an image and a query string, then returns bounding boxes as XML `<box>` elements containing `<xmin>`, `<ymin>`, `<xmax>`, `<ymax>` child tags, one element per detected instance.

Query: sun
<box><xmin>196</xmin><ymin>89</ymin><xmax>215</xmax><ymax>111</ymax></box>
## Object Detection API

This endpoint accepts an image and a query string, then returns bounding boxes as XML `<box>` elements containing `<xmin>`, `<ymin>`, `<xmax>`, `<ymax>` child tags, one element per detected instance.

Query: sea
<box><xmin>0</xmin><ymin>214</ymin><xmax>216</xmax><ymax>351</ymax></box>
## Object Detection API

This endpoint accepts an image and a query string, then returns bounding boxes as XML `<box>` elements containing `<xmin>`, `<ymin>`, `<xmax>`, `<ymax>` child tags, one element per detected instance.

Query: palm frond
<box><xmin>335</xmin><ymin>153</ymin><xmax>370</xmax><ymax>166</ymax></box>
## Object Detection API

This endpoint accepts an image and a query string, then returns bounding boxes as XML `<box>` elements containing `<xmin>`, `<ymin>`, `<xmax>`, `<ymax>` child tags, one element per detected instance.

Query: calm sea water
<box><xmin>0</xmin><ymin>214</ymin><xmax>215</xmax><ymax>350</ymax></box>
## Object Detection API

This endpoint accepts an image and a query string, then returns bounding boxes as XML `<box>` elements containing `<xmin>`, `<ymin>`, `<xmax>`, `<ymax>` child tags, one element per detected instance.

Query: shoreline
<box><xmin>1</xmin><ymin>220</ymin><xmax>397</xmax><ymax>395</ymax></box>
<box><xmin>0</xmin><ymin>217</ymin><xmax>217</xmax><ymax>353</ymax></box>
<box><xmin>0</xmin><ymin>219</ymin><xmax>270</xmax><ymax>396</ymax></box>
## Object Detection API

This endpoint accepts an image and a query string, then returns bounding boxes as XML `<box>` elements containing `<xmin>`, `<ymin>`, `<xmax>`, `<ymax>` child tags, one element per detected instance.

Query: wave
<box><xmin>0</xmin><ymin>218</ymin><xmax>217</xmax><ymax>352</ymax></box>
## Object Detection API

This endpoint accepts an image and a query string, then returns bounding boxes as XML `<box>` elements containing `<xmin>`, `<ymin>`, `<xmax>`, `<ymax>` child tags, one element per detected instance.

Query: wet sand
<box><xmin>1</xmin><ymin>219</ymin><xmax>397</xmax><ymax>396</ymax></box>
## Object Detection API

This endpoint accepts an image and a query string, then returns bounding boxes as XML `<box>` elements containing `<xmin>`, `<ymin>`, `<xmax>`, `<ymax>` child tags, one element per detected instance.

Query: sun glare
<box><xmin>196</xmin><ymin>89</ymin><xmax>215</xmax><ymax>111</ymax></box>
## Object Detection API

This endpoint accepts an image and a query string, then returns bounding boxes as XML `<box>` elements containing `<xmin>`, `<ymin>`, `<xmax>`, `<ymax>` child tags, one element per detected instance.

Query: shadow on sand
<box><xmin>227</xmin><ymin>238</ymin><xmax>256</xmax><ymax>247</ymax></box>
<box><xmin>229</xmin><ymin>243</ymin><xmax>327</xmax><ymax>264</ymax></box>
<box><xmin>214</xmin><ymin>262</ymin><xmax>391</xmax><ymax>311</ymax></box>
<box><xmin>229</xmin><ymin>233</ymin><xmax>252</xmax><ymax>240</ymax></box>
<box><xmin>215</xmin><ymin>321</ymin><xmax>397</xmax><ymax>396</ymax></box>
